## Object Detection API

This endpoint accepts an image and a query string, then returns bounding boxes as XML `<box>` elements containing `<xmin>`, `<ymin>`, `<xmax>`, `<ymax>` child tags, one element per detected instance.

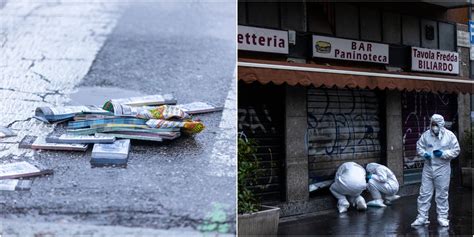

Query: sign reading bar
<box><xmin>238</xmin><ymin>25</ymin><xmax>288</xmax><ymax>54</ymax></box>
<box><xmin>312</xmin><ymin>35</ymin><xmax>389</xmax><ymax>64</ymax></box>
<box><xmin>411</xmin><ymin>47</ymin><xmax>459</xmax><ymax>75</ymax></box>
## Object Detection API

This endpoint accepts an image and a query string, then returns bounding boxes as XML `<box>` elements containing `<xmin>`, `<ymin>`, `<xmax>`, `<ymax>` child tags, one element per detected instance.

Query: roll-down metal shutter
<box><xmin>307</xmin><ymin>88</ymin><xmax>382</xmax><ymax>185</ymax></box>
<box><xmin>402</xmin><ymin>92</ymin><xmax>458</xmax><ymax>184</ymax></box>
<box><xmin>238</xmin><ymin>82</ymin><xmax>285</xmax><ymax>203</ymax></box>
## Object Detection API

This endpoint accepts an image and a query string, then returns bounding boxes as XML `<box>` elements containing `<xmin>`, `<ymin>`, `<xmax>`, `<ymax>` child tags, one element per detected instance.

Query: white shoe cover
<box><xmin>411</xmin><ymin>218</ymin><xmax>430</xmax><ymax>226</ymax></box>
<box><xmin>438</xmin><ymin>218</ymin><xmax>449</xmax><ymax>227</ymax></box>
<box><xmin>337</xmin><ymin>200</ymin><xmax>349</xmax><ymax>213</ymax></box>
<box><xmin>338</xmin><ymin>205</ymin><xmax>348</xmax><ymax>213</ymax></box>
<box><xmin>367</xmin><ymin>199</ymin><xmax>387</xmax><ymax>208</ymax></box>
<box><xmin>355</xmin><ymin>197</ymin><xmax>367</xmax><ymax>210</ymax></box>
<box><xmin>385</xmin><ymin>195</ymin><xmax>400</xmax><ymax>202</ymax></box>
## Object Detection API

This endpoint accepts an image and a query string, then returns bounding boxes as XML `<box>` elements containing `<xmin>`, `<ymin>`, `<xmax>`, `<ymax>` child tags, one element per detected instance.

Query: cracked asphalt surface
<box><xmin>1</xmin><ymin>1</ymin><xmax>236</xmax><ymax>235</ymax></box>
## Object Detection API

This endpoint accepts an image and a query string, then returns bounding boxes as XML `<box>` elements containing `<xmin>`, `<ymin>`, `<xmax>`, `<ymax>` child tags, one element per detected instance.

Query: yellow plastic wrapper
<box><xmin>146</xmin><ymin>119</ymin><xmax>205</xmax><ymax>134</ymax></box>
<box><xmin>149</xmin><ymin>105</ymin><xmax>190</xmax><ymax>120</ymax></box>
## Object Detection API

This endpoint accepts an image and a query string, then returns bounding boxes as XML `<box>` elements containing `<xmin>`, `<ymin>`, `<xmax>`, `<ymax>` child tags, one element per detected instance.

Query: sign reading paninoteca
<box><xmin>312</xmin><ymin>35</ymin><xmax>389</xmax><ymax>64</ymax></box>
<box><xmin>238</xmin><ymin>25</ymin><xmax>288</xmax><ymax>54</ymax></box>
<box><xmin>411</xmin><ymin>47</ymin><xmax>459</xmax><ymax>75</ymax></box>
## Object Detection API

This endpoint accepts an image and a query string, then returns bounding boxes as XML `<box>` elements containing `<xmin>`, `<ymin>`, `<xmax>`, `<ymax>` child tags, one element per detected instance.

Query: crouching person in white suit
<box><xmin>330</xmin><ymin>162</ymin><xmax>367</xmax><ymax>213</ymax></box>
<box><xmin>365</xmin><ymin>163</ymin><xmax>400</xmax><ymax>207</ymax></box>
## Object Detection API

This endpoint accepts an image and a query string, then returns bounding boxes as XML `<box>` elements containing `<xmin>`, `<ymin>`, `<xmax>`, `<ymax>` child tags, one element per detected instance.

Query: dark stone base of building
<box><xmin>277</xmin><ymin>183</ymin><xmax>421</xmax><ymax>217</ymax></box>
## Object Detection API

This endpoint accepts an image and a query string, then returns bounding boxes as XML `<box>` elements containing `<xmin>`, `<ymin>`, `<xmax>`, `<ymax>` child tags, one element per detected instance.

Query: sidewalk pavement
<box><xmin>278</xmin><ymin>187</ymin><xmax>473</xmax><ymax>236</ymax></box>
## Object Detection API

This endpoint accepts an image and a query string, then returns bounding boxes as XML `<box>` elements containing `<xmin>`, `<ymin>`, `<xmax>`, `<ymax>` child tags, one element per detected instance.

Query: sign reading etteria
<box><xmin>238</xmin><ymin>25</ymin><xmax>288</xmax><ymax>54</ymax></box>
<box><xmin>312</xmin><ymin>35</ymin><xmax>389</xmax><ymax>64</ymax></box>
<box><xmin>411</xmin><ymin>47</ymin><xmax>459</xmax><ymax>75</ymax></box>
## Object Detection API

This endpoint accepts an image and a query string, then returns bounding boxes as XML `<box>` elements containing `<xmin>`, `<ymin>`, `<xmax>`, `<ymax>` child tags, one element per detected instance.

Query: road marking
<box><xmin>207</xmin><ymin>66</ymin><xmax>237</xmax><ymax>177</ymax></box>
<box><xmin>0</xmin><ymin>1</ymin><xmax>122</xmax><ymax>160</ymax></box>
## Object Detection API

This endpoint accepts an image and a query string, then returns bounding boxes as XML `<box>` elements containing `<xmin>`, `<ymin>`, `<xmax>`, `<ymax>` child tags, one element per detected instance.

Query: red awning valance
<box><xmin>238</xmin><ymin>59</ymin><xmax>474</xmax><ymax>94</ymax></box>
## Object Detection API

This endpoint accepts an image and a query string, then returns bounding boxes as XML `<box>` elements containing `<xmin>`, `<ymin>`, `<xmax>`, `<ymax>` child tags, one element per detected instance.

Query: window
<box><xmin>421</xmin><ymin>19</ymin><xmax>438</xmax><ymax>49</ymax></box>
<box><xmin>247</xmin><ymin>1</ymin><xmax>280</xmax><ymax>28</ymax></box>
<box><xmin>335</xmin><ymin>3</ymin><xmax>359</xmax><ymax>39</ymax></box>
<box><xmin>383</xmin><ymin>12</ymin><xmax>401</xmax><ymax>45</ymax></box>
<box><xmin>360</xmin><ymin>7</ymin><xmax>381</xmax><ymax>42</ymax></box>
<box><xmin>307</xmin><ymin>2</ymin><xmax>333</xmax><ymax>34</ymax></box>
<box><xmin>438</xmin><ymin>22</ymin><xmax>455</xmax><ymax>51</ymax></box>
<box><xmin>280</xmin><ymin>2</ymin><xmax>306</xmax><ymax>31</ymax></box>
<box><xmin>238</xmin><ymin>1</ymin><xmax>247</xmax><ymax>25</ymax></box>
<box><xmin>402</xmin><ymin>15</ymin><xmax>420</xmax><ymax>47</ymax></box>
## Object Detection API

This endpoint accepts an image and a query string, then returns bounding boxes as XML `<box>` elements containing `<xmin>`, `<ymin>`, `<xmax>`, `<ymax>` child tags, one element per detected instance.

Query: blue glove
<box><xmin>433</xmin><ymin>150</ymin><xmax>443</xmax><ymax>158</ymax></box>
<box><xmin>423</xmin><ymin>153</ymin><xmax>432</xmax><ymax>159</ymax></box>
<box><xmin>367</xmin><ymin>174</ymin><xmax>372</xmax><ymax>180</ymax></box>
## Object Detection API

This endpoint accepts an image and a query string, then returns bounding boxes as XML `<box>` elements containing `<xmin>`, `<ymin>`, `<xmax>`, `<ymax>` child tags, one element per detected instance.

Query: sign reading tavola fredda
<box><xmin>411</xmin><ymin>47</ymin><xmax>459</xmax><ymax>75</ymax></box>
<box><xmin>312</xmin><ymin>35</ymin><xmax>389</xmax><ymax>64</ymax></box>
<box><xmin>238</xmin><ymin>25</ymin><xmax>288</xmax><ymax>54</ymax></box>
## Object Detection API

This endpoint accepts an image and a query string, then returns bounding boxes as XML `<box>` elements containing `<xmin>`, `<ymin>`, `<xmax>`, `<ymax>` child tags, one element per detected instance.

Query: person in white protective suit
<box><xmin>411</xmin><ymin>114</ymin><xmax>460</xmax><ymax>227</ymax></box>
<box><xmin>365</xmin><ymin>163</ymin><xmax>400</xmax><ymax>208</ymax></box>
<box><xmin>330</xmin><ymin>162</ymin><xmax>367</xmax><ymax>213</ymax></box>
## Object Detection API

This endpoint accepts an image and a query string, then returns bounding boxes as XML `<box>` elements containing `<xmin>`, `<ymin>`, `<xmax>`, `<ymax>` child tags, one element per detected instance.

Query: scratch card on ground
<box><xmin>176</xmin><ymin>102</ymin><xmax>223</xmax><ymax>114</ymax></box>
<box><xmin>0</xmin><ymin>162</ymin><xmax>53</xmax><ymax>179</ymax></box>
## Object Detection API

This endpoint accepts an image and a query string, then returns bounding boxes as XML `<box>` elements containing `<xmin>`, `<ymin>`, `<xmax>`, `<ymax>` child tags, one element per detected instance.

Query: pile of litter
<box><xmin>0</xmin><ymin>94</ymin><xmax>222</xmax><ymax>190</ymax></box>
<box><xmin>0</xmin><ymin>161</ymin><xmax>52</xmax><ymax>191</ymax></box>
<box><xmin>35</xmin><ymin>94</ymin><xmax>221</xmax><ymax>141</ymax></box>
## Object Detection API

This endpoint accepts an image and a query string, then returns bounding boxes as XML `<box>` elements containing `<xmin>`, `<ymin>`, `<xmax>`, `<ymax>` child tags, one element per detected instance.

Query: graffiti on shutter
<box><xmin>307</xmin><ymin>88</ymin><xmax>382</xmax><ymax>184</ymax></box>
<box><xmin>402</xmin><ymin>92</ymin><xmax>457</xmax><ymax>183</ymax></box>
<box><xmin>238</xmin><ymin>82</ymin><xmax>285</xmax><ymax>203</ymax></box>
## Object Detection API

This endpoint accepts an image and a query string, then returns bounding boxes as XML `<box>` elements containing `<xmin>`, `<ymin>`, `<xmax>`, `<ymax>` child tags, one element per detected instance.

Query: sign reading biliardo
<box><xmin>238</xmin><ymin>25</ymin><xmax>288</xmax><ymax>54</ymax></box>
<box><xmin>312</xmin><ymin>35</ymin><xmax>389</xmax><ymax>64</ymax></box>
<box><xmin>411</xmin><ymin>47</ymin><xmax>459</xmax><ymax>75</ymax></box>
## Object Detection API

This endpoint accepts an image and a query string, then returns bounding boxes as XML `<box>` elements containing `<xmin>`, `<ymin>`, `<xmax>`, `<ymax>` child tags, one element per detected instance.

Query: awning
<box><xmin>421</xmin><ymin>0</ymin><xmax>471</xmax><ymax>9</ymax></box>
<box><xmin>238</xmin><ymin>59</ymin><xmax>474</xmax><ymax>94</ymax></box>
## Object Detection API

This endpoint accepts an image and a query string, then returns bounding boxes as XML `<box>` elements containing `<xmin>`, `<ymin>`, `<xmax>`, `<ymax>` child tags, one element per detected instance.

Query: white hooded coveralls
<box><xmin>415</xmin><ymin>114</ymin><xmax>460</xmax><ymax>220</ymax></box>
<box><xmin>366</xmin><ymin>163</ymin><xmax>399</xmax><ymax>200</ymax></box>
<box><xmin>330</xmin><ymin>162</ymin><xmax>367</xmax><ymax>211</ymax></box>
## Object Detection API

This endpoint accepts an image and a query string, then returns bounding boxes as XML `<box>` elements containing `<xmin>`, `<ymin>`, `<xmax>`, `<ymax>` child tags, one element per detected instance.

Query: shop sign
<box><xmin>312</xmin><ymin>35</ymin><xmax>389</xmax><ymax>64</ymax></box>
<box><xmin>471</xmin><ymin>46</ymin><xmax>474</xmax><ymax>61</ymax></box>
<box><xmin>411</xmin><ymin>47</ymin><xmax>459</xmax><ymax>75</ymax></box>
<box><xmin>238</xmin><ymin>25</ymin><xmax>288</xmax><ymax>54</ymax></box>
<box><xmin>457</xmin><ymin>30</ymin><xmax>470</xmax><ymax>48</ymax></box>
<box><xmin>470</xmin><ymin>21</ymin><xmax>474</xmax><ymax>44</ymax></box>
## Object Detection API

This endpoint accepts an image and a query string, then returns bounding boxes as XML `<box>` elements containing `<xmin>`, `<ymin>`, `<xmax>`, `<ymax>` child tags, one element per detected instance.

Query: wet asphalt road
<box><xmin>1</xmin><ymin>1</ymin><xmax>236</xmax><ymax>234</ymax></box>
<box><xmin>278</xmin><ymin>187</ymin><xmax>473</xmax><ymax>235</ymax></box>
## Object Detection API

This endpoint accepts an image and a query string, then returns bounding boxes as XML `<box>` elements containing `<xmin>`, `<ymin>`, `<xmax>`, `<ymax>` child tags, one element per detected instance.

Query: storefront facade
<box><xmin>238</xmin><ymin>1</ymin><xmax>473</xmax><ymax>216</ymax></box>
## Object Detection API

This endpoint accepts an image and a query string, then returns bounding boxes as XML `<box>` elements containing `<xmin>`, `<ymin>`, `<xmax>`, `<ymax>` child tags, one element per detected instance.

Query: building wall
<box><xmin>446</xmin><ymin>7</ymin><xmax>469</xmax><ymax>24</ymax></box>
<box><xmin>238</xmin><ymin>1</ymin><xmax>472</xmax><ymax>217</ymax></box>
<box><xmin>284</xmin><ymin>85</ymin><xmax>308</xmax><ymax>203</ymax></box>
<box><xmin>239</xmin><ymin>2</ymin><xmax>459</xmax><ymax>53</ymax></box>
<box><xmin>458</xmin><ymin>23</ymin><xmax>470</xmax><ymax>78</ymax></box>
<box><xmin>456</xmin><ymin>23</ymin><xmax>472</xmax><ymax>168</ymax></box>
<box><xmin>385</xmin><ymin>90</ymin><xmax>404</xmax><ymax>184</ymax></box>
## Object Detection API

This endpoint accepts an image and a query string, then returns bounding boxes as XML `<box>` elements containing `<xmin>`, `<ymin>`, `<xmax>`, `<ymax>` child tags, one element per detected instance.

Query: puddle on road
<box><xmin>68</xmin><ymin>87</ymin><xmax>144</xmax><ymax>106</ymax></box>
